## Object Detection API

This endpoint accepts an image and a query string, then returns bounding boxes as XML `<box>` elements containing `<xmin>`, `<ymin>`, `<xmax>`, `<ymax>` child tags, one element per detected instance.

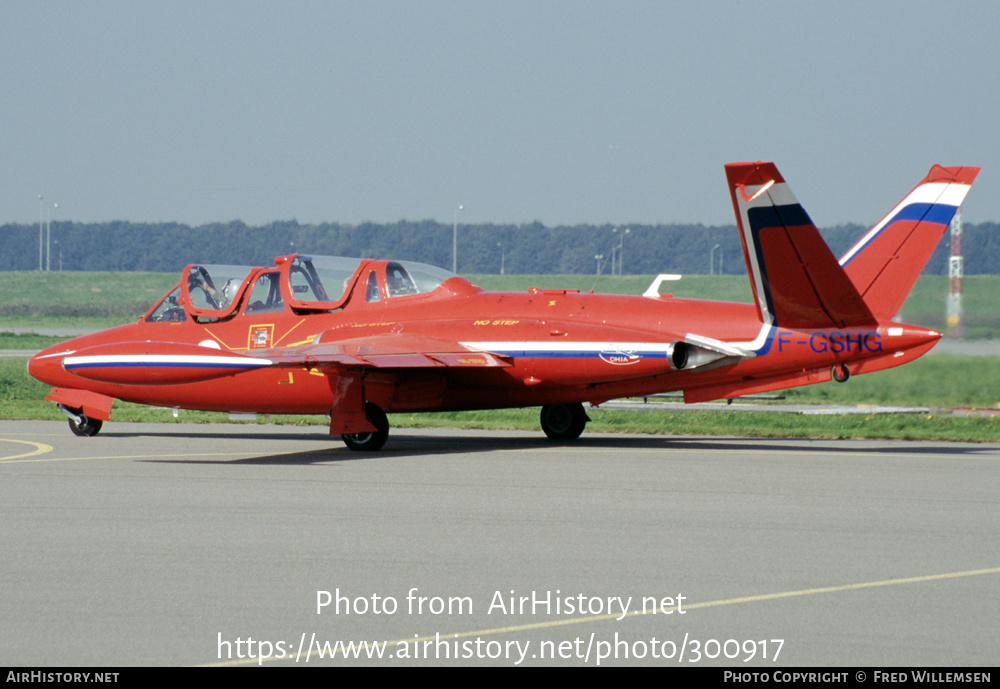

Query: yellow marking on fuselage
<box><xmin>347</xmin><ymin>321</ymin><xmax>395</xmax><ymax>328</ymax></box>
<box><xmin>273</xmin><ymin>319</ymin><xmax>306</xmax><ymax>347</ymax></box>
<box><xmin>279</xmin><ymin>372</ymin><xmax>294</xmax><ymax>384</ymax></box>
<box><xmin>201</xmin><ymin>328</ymin><xmax>232</xmax><ymax>350</ymax></box>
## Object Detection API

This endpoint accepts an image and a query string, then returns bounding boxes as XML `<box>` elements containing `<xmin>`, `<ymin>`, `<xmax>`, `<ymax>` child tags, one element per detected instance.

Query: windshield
<box><xmin>385</xmin><ymin>261</ymin><xmax>455</xmax><ymax>294</ymax></box>
<box><xmin>144</xmin><ymin>286</ymin><xmax>187</xmax><ymax>322</ymax></box>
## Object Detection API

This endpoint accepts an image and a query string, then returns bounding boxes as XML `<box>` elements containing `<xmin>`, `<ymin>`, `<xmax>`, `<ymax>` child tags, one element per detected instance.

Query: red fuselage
<box><xmin>28</xmin><ymin>258</ymin><xmax>939</xmax><ymax>420</ymax></box>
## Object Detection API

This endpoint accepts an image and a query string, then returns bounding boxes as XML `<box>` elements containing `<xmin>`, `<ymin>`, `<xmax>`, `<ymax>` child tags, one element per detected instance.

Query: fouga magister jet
<box><xmin>28</xmin><ymin>162</ymin><xmax>979</xmax><ymax>450</ymax></box>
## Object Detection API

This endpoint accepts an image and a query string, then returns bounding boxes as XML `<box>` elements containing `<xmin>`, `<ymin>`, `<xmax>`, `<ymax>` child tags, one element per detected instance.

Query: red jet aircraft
<box><xmin>29</xmin><ymin>161</ymin><xmax>979</xmax><ymax>450</ymax></box>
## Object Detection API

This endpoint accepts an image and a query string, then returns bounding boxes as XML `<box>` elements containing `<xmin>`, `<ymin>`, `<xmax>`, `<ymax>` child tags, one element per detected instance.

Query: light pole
<box><xmin>46</xmin><ymin>203</ymin><xmax>58</xmax><ymax>271</ymax></box>
<box><xmin>618</xmin><ymin>227</ymin><xmax>632</xmax><ymax>277</ymax></box>
<box><xmin>452</xmin><ymin>205</ymin><xmax>464</xmax><ymax>273</ymax></box>
<box><xmin>710</xmin><ymin>243</ymin><xmax>720</xmax><ymax>275</ymax></box>
<box><xmin>37</xmin><ymin>195</ymin><xmax>44</xmax><ymax>271</ymax></box>
<box><xmin>611</xmin><ymin>228</ymin><xmax>618</xmax><ymax>275</ymax></box>
<box><xmin>497</xmin><ymin>242</ymin><xmax>505</xmax><ymax>275</ymax></box>
<box><xmin>614</xmin><ymin>227</ymin><xmax>630</xmax><ymax>275</ymax></box>
<box><xmin>595</xmin><ymin>254</ymin><xmax>604</xmax><ymax>275</ymax></box>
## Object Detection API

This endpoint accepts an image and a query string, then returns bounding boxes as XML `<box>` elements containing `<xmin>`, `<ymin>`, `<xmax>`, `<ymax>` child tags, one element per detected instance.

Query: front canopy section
<box><xmin>180</xmin><ymin>264</ymin><xmax>258</xmax><ymax>319</ymax></box>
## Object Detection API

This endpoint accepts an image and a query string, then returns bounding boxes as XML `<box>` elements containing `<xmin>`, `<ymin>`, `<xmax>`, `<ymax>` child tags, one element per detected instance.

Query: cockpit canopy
<box><xmin>184</xmin><ymin>265</ymin><xmax>257</xmax><ymax>316</ymax></box>
<box><xmin>145</xmin><ymin>255</ymin><xmax>463</xmax><ymax>322</ymax></box>
<box><xmin>282</xmin><ymin>255</ymin><xmax>459</xmax><ymax>309</ymax></box>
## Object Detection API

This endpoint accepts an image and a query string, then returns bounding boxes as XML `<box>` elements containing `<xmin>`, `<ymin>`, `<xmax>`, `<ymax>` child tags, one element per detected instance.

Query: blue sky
<box><xmin>4</xmin><ymin>1</ymin><xmax>998</xmax><ymax>228</ymax></box>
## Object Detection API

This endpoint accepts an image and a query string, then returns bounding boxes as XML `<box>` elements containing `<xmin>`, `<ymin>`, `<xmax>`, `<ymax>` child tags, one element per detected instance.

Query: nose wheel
<box><xmin>59</xmin><ymin>405</ymin><xmax>103</xmax><ymax>437</ymax></box>
<box><xmin>540</xmin><ymin>403</ymin><xmax>590</xmax><ymax>441</ymax></box>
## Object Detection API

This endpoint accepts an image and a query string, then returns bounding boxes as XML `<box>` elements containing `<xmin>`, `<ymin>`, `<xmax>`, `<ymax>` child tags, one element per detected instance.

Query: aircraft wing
<box><xmin>264</xmin><ymin>333</ymin><xmax>513</xmax><ymax>369</ymax></box>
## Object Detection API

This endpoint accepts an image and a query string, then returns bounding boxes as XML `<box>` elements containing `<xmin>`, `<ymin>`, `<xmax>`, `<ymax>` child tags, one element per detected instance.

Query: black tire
<box><xmin>68</xmin><ymin>414</ymin><xmax>103</xmax><ymax>437</ymax></box>
<box><xmin>832</xmin><ymin>363</ymin><xmax>850</xmax><ymax>383</ymax></box>
<box><xmin>342</xmin><ymin>403</ymin><xmax>390</xmax><ymax>451</ymax></box>
<box><xmin>540</xmin><ymin>403</ymin><xmax>589</xmax><ymax>441</ymax></box>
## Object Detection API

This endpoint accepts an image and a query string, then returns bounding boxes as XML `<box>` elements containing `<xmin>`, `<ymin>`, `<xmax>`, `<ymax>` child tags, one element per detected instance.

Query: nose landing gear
<box><xmin>58</xmin><ymin>404</ymin><xmax>104</xmax><ymax>437</ymax></box>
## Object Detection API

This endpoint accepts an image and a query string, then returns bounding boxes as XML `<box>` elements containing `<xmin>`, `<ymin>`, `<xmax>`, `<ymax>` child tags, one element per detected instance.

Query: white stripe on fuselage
<box><xmin>63</xmin><ymin>354</ymin><xmax>272</xmax><ymax>369</ymax></box>
<box><xmin>460</xmin><ymin>341</ymin><xmax>674</xmax><ymax>357</ymax></box>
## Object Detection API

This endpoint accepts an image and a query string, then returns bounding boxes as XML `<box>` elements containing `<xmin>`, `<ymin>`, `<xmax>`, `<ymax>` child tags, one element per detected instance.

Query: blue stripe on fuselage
<box><xmin>481</xmin><ymin>350</ymin><xmax>671</xmax><ymax>359</ymax></box>
<box><xmin>751</xmin><ymin>325</ymin><xmax>777</xmax><ymax>356</ymax></box>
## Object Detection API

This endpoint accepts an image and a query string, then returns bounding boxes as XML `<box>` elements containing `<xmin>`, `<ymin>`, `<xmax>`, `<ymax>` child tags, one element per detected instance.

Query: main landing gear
<box><xmin>58</xmin><ymin>405</ymin><xmax>103</xmax><ymax>437</ymax></box>
<box><xmin>340</xmin><ymin>401</ymin><xmax>592</xmax><ymax>450</ymax></box>
<box><xmin>539</xmin><ymin>403</ymin><xmax>590</xmax><ymax>441</ymax></box>
<box><xmin>341</xmin><ymin>403</ymin><xmax>390</xmax><ymax>451</ymax></box>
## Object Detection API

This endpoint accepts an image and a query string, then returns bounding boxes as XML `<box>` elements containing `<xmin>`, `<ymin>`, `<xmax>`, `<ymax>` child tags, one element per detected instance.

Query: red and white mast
<box><xmin>946</xmin><ymin>208</ymin><xmax>963</xmax><ymax>338</ymax></box>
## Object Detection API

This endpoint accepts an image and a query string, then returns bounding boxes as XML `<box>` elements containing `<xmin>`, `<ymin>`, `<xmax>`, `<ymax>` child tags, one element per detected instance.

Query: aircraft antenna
<box><xmin>946</xmin><ymin>208</ymin><xmax>963</xmax><ymax>338</ymax></box>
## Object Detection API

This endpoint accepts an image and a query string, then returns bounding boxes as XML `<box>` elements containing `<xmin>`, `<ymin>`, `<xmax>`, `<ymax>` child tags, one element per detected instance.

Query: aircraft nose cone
<box><xmin>27</xmin><ymin>346</ymin><xmax>71</xmax><ymax>387</ymax></box>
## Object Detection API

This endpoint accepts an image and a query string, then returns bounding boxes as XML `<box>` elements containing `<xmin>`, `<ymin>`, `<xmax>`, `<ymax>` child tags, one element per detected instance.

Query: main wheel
<box><xmin>68</xmin><ymin>414</ymin><xmax>103</xmax><ymax>437</ymax></box>
<box><xmin>540</xmin><ymin>403</ymin><xmax>589</xmax><ymax>441</ymax></box>
<box><xmin>342</xmin><ymin>403</ymin><xmax>390</xmax><ymax>451</ymax></box>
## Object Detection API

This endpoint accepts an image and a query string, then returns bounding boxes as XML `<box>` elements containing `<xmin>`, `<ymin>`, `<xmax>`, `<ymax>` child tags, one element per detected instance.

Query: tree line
<box><xmin>1</xmin><ymin>218</ymin><xmax>997</xmax><ymax>275</ymax></box>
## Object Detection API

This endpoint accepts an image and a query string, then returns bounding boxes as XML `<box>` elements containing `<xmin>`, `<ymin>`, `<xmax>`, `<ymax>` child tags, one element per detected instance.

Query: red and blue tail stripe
<box><xmin>838</xmin><ymin>165</ymin><xmax>979</xmax><ymax>319</ymax></box>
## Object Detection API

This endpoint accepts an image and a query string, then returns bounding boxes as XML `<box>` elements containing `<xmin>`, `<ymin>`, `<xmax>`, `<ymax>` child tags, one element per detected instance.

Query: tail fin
<box><xmin>725</xmin><ymin>161</ymin><xmax>876</xmax><ymax>330</ymax></box>
<box><xmin>838</xmin><ymin>165</ymin><xmax>979</xmax><ymax>320</ymax></box>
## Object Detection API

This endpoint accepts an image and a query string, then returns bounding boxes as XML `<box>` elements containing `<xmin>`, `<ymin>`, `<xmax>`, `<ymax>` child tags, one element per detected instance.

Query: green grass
<box><xmin>777</xmin><ymin>355</ymin><xmax>999</xmax><ymax>408</ymax></box>
<box><xmin>899</xmin><ymin>275</ymin><xmax>1000</xmax><ymax>338</ymax></box>
<box><xmin>0</xmin><ymin>270</ymin><xmax>177</xmax><ymax>328</ymax></box>
<box><xmin>4</xmin><ymin>271</ymin><xmax>999</xmax><ymax>337</ymax></box>
<box><xmin>0</xmin><ymin>333</ymin><xmax>66</xmax><ymax>350</ymax></box>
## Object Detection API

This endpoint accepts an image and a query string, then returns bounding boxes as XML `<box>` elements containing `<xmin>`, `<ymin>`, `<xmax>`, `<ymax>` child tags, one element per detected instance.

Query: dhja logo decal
<box><xmin>599</xmin><ymin>349</ymin><xmax>641</xmax><ymax>365</ymax></box>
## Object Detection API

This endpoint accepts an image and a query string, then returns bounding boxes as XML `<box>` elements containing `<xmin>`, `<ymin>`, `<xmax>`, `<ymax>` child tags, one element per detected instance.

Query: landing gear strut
<box><xmin>58</xmin><ymin>405</ymin><xmax>103</xmax><ymax>437</ymax></box>
<box><xmin>539</xmin><ymin>403</ymin><xmax>590</xmax><ymax>441</ymax></box>
<box><xmin>342</xmin><ymin>403</ymin><xmax>390</xmax><ymax>451</ymax></box>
